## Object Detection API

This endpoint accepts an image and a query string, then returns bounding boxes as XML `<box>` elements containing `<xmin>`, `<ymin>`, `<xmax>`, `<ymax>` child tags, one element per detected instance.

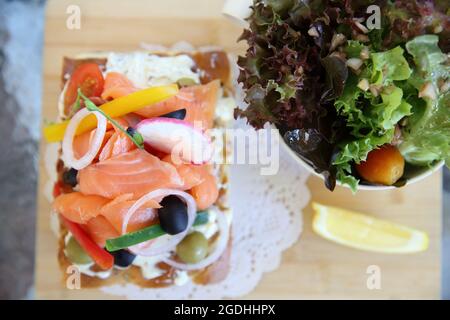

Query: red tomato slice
<box><xmin>60</xmin><ymin>215</ymin><xmax>114</xmax><ymax>270</ymax></box>
<box><xmin>355</xmin><ymin>144</ymin><xmax>405</xmax><ymax>186</ymax></box>
<box><xmin>64</xmin><ymin>63</ymin><xmax>104</xmax><ymax>115</ymax></box>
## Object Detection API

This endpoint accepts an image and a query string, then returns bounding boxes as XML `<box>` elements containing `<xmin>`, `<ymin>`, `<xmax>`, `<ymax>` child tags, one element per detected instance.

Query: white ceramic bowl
<box><xmin>280</xmin><ymin>132</ymin><xmax>444</xmax><ymax>191</ymax></box>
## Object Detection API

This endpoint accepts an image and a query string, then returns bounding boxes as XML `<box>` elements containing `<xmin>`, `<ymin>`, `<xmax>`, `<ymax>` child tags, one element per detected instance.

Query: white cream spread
<box><xmin>215</xmin><ymin>96</ymin><xmax>235</xmax><ymax>125</ymax></box>
<box><xmin>105</xmin><ymin>52</ymin><xmax>200</xmax><ymax>88</ymax></box>
<box><xmin>76</xmin><ymin>263</ymin><xmax>112</xmax><ymax>279</ymax></box>
<box><xmin>192</xmin><ymin>208</ymin><xmax>219</xmax><ymax>239</ymax></box>
<box><xmin>50</xmin><ymin>211</ymin><xmax>60</xmax><ymax>238</ymax></box>
<box><xmin>131</xmin><ymin>255</ymin><xmax>166</xmax><ymax>280</ymax></box>
<box><xmin>174</xmin><ymin>270</ymin><xmax>190</xmax><ymax>286</ymax></box>
<box><xmin>57</xmin><ymin>80</ymin><xmax>69</xmax><ymax>119</ymax></box>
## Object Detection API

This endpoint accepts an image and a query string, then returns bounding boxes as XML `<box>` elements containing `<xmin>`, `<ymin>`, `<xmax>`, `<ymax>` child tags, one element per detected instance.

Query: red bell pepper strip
<box><xmin>60</xmin><ymin>215</ymin><xmax>114</xmax><ymax>270</ymax></box>
<box><xmin>53</xmin><ymin>181</ymin><xmax>63</xmax><ymax>198</ymax></box>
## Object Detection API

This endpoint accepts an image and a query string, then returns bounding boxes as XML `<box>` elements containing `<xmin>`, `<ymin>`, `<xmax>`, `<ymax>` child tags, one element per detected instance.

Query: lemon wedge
<box><xmin>312</xmin><ymin>202</ymin><xmax>429</xmax><ymax>253</ymax></box>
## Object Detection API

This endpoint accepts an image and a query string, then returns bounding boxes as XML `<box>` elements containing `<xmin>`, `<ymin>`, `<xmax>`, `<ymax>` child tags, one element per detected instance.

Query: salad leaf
<box><xmin>336</xmin><ymin>163</ymin><xmax>359</xmax><ymax>192</ymax></box>
<box><xmin>284</xmin><ymin>128</ymin><xmax>337</xmax><ymax>190</ymax></box>
<box><xmin>334</xmin><ymin>74</ymin><xmax>368</xmax><ymax>136</ymax></box>
<box><xmin>370</xmin><ymin>86</ymin><xmax>412</xmax><ymax>131</ymax></box>
<box><xmin>333</xmin><ymin>45</ymin><xmax>413</xmax><ymax>191</ymax></box>
<box><xmin>320</xmin><ymin>55</ymin><xmax>348</xmax><ymax>102</ymax></box>
<box><xmin>334</xmin><ymin>130</ymin><xmax>395</xmax><ymax>166</ymax></box>
<box><xmin>334</xmin><ymin>77</ymin><xmax>412</xmax><ymax>139</ymax></box>
<box><xmin>334</xmin><ymin>129</ymin><xmax>395</xmax><ymax>192</ymax></box>
<box><xmin>344</xmin><ymin>41</ymin><xmax>366</xmax><ymax>59</ymax></box>
<box><xmin>400</xmin><ymin>93</ymin><xmax>450</xmax><ymax>165</ymax></box>
<box><xmin>399</xmin><ymin>35</ymin><xmax>450</xmax><ymax>166</ymax></box>
<box><xmin>381</xmin><ymin>0</ymin><xmax>450</xmax><ymax>52</ymax></box>
<box><xmin>405</xmin><ymin>35</ymin><xmax>448</xmax><ymax>90</ymax></box>
<box><xmin>370</xmin><ymin>46</ymin><xmax>412</xmax><ymax>84</ymax></box>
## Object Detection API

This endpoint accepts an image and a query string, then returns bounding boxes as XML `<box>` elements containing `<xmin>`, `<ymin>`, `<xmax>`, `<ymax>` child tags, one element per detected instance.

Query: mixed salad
<box><xmin>236</xmin><ymin>0</ymin><xmax>449</xmax><ymax>191</ymax></box>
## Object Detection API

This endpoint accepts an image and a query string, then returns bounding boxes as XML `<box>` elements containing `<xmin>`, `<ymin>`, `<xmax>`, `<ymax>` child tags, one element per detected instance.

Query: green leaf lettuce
<box><xmin>399</xmin><ymin>35</ymin><xmax>450</xmax><ymax>166</ymax></box>
<box><xmin>333</xmin><ymin>44</ymin><xmax>413</xmax><ymax>191</ymax></box>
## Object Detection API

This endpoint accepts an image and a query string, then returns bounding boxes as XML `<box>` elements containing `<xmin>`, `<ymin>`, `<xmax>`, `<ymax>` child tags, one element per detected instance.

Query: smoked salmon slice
<box><xmin>98</xmin><ymin>118</ymin><xmax>136</xmax><ymax>161</ymax></box>
<box><xmin>190</xmin><ymin>172</ymin><xmax>219</xmax><ymax>211</ymax></box>
<box><xmin>133</xmin><ymin>90</ymin><xmax>193</xmax><ymax>119</ymax></box>
<box><xmin>101</xmin><ymin>72</ymin><xmax>137</xmax><ymax>100</ymax></box>
<box><xmin>73</xmin><ymin>117</ymin><xmax>135</xmax><ymax>162</ymax></box>
<box><xmin>78</xmin><ymin>149</ymin><xmax>183</xmax><ymax>199</ymax></box>
<box><xmin>54</xmin><ymin>191</ymin><xmax>160</xmax><ymax>240</ymax></box>
<box><xmin>53</xmin><ymin>192</ymin><xmax>109</xmax><ymax>224</ymax></box>
<box><xmin>82</xmin><ymin>215</ymin><xmax>120</xmax><ymax>247</ymax></box>
<box><xmin>100</xmin><ymin>194</ymin><xmax>160</xmax><ymax>233</ymax></box>
<box><xmin>162</xmin><ymin>155</ymin><xmax>206</xmax><ymax>190</ymax></box>
<box><xmin>183</xmin><ymin>80</ymin><xmax>220</xmax><ymax>129</ymax></box>
<box><xmin>100</xmin><ymin>72</ymin><xmax>219</xmax><ymax>129</ymax></box>
<box><xmin>162</xmin><ymin>155</ymin><xmax>219</xmax><ymax>210</ymax></box>
<box><xmin>135</xmin><ymin>80</ymin><xmax>220</xmax><ymax>129</ymax></box>
<box><xmin>73</xmin><ymin>129</ymin><xmax>113</xmax><ymax>161</ymax></box>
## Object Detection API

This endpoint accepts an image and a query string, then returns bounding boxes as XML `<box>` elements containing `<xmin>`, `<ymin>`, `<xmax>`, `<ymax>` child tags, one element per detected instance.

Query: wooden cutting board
<box><xmin>35</xmin><ymin>0</ymin><xmax>441</xmax><ymax>299</ymax></box>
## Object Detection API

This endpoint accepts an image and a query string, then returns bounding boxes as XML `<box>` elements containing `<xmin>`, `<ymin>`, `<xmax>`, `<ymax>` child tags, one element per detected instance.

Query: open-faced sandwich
<box><xmin>43</xmin><ymin>49</ymin><xmax>235</xmax><ymax>288</ymax></box>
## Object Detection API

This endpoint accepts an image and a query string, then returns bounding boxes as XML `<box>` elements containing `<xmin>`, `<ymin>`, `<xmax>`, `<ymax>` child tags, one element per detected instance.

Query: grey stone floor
<box><xmin>0</xmin><ymin>0</ymin><xmax>44</xmax><ymax>299</ymax></box>
<box><xmin>0</xmin><ymin>0</ymin><xmax>448</xmax><ymax>300</ymax></box>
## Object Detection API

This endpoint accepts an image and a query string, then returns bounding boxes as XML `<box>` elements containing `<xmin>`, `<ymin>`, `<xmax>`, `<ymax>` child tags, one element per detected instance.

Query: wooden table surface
<box><xmin>35</xmin><ymin>0</ymin><xmax>442</xmax><ymax>299</ymax></box>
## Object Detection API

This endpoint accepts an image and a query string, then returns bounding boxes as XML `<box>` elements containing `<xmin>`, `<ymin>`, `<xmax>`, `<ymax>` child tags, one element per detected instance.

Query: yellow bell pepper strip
<box><xmin>43</xmin><ymin>84</ymin><xmax>178</xmax><ymax>143</ymax></box>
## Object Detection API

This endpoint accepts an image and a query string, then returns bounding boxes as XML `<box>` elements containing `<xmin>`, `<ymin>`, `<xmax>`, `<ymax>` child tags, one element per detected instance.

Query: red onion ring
<box><xmin>162</xmin><ymin>210</ymin><xmax>230</xmax><ymax>270</ymax></box>
<box><xmin>122</xmin><ymin>189</ymin><xmax>197</xmax><ymax>256</ymax></box>
<box><xmin>62</xmin><ymin>108</ymin><xmax>107</xmax><ymax>170</ymax></box>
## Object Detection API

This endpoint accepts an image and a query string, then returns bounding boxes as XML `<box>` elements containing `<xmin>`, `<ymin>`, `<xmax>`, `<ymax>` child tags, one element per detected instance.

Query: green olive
<box><xmin>177</xmin><ymin>77</ymin><xmax>197</xmax><ymax>87</ymax></box>
<box><xmin>176</xmin><ymin>232</ymin><xmax>208</xmax><ymax>264</ymax></box>
<box><xmin>66</xmin><ymin>236</ymin><xmax>92</xmax><ymax>265</ymax></box>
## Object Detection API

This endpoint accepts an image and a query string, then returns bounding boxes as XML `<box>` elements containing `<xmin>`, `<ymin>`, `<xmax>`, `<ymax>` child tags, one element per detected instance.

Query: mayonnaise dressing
<box><xmin>131</xmin><ymin>255</ymin><xmax>166</xmax><ymax>280</ymax></box>
<box><xmin>215</xmin><ymin>96</ymin><xmax>235</xmax><ymax>125</ymax></box>
<box><xmin>192</xmin><ymin>208</ymin><xmax>219</xmax><ymax>240</ymax></box>
<box><xmin>173</xmin><ymin>270</ymin><xmax>190</xmax><ymax>286</ymax></box>
<box><xmin>76</xmin><ymin>263</ymin><xmax>112</xmax><ymax>280</ymax></box>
